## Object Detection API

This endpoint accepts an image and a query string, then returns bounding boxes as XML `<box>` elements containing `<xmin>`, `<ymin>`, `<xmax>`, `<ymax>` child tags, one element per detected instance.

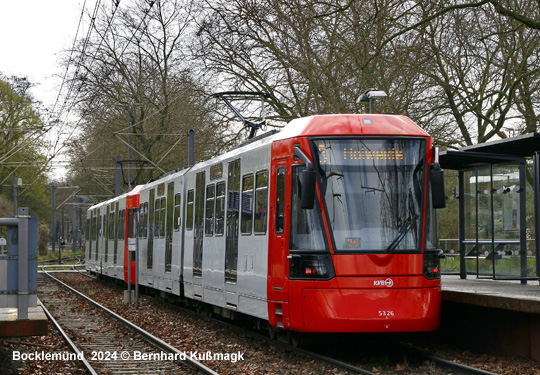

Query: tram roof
<box><xmin>276</xmin><ymin>114</ymin><xmax>430</xmax><ymax>140</ymax></box>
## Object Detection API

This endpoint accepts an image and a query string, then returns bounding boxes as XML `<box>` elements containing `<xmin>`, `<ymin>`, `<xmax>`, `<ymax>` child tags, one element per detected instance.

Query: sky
<box><xmin>0</xmin><ymin>0</ymin><xmax>84</xmax><ymax>108</ymax></box>
<box><xmin>0</xmin><ymin>1</ymin><xmax>88</xmax><ymax>179</ymax></box>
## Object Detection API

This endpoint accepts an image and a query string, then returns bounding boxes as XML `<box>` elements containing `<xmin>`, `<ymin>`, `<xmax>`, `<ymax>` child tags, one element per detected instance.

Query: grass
<box><xmin>441</xmin><ymin>253</ymin><xmax>537</xmax><ymax>277</ymax></box>
<box><xmin>38</xmin><ymin>248</ymin><xmax>86</xmax><ymax>265</ymax></box>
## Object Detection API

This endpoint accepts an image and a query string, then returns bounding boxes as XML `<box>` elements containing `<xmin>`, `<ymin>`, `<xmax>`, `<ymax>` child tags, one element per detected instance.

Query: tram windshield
<box><xmin>314</xmin><ymin>138</ymin><xmax>426</xmax><ymax>252</ymax></box>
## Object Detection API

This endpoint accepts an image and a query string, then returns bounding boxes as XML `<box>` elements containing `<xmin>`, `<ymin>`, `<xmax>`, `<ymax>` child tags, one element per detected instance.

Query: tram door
<box><xmin>269</xmin><ymin>162</ymin><xmax>289</xmax><ymax>302</ymax></box>
<box><xmin>225</xmin><ymin>160</ymin><xmax>241</xmax><ymax>307</ymax></box>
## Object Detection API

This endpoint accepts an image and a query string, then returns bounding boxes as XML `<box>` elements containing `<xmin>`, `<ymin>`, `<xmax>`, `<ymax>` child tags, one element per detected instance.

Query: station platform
<box><xmin>440</xmin><ymin>275</ymin><xmax>540</xmax><ymax>361</ymax></box>
<box><xmin>442</xmin><ymin>275</ymin><xmax>540</xmax><ymax>314</ymax></box>
<box><xmin>0</xmin><ymin>299</ymin><xmax>48</xmax><ymax>337</ymax></box>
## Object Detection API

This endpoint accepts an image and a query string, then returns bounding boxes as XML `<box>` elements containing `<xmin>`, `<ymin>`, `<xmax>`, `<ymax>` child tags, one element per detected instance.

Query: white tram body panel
<box><xmin>182</xmin><ymin>136</ymin><xmax>273</xmax><ymax>319</ymax></box>
<box><xmin>137</xmin><ymin>170</ymin><xmax>186</xmax><ymax>296</ymax></box>
<box><xmin>86</xmin><ymin>194</ymin><xmax>127</xmax><ymax>277</ymax></box>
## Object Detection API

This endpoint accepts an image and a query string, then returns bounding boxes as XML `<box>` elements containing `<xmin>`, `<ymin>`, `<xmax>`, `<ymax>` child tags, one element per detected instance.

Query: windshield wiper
<box><xmin>384</xmin><ymin>217</ymin><xmax>414</xmax><ymax>253</ymax></box>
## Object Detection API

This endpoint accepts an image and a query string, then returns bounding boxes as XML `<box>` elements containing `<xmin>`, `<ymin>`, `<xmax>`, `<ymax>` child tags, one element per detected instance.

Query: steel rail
<box><xmin>421</xmin><ymin>353</ymin><xmax>502</xmax><ymax>375</ymax></box>
<box><xmin>40</xmin><ymin>300</ymin><xmax>98</xmax><ymax>375</ymax></box>
<box><xmin>204</xmin><ymin>315</ymin><xmax>378</xmax><ymax>375</ymax></box>
<box><xmin>42</xmin><ymin>268</ymin><xmax>220</xmax><ymax>375</ymax></box>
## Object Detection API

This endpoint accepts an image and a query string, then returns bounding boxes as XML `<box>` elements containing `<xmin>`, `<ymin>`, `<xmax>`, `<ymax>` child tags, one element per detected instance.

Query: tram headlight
<box><xmin>289</xmin><ymin>254</ymin><xmax>336</xmax><ymax>280</ymax></box>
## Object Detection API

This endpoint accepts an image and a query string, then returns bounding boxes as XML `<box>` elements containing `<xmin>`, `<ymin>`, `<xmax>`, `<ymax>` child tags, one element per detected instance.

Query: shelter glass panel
<box><xmin>492</xmin><ymin>164</ymin><xmax>524</xmax><ymax>278</ymax></box>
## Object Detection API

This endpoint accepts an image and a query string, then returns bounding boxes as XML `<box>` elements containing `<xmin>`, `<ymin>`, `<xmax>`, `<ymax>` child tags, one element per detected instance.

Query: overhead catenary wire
<box><xmin>50</xmin><ymin>0</ymin><xmax>156</xmax><ymax>169</ymax></box>
<box><xmin>45</xmin><ymin>0</ymin><xmax>123</xmax><ymax>172</ymax></box>
<box><xmin>61</xmin><ymin>0</ymin><xmax>282</xmax><ymax>189</ymax></box>
<box><xmin>47</xmin><ymin>0</ymin><xmax>89</xmax><ymax>121</ymax></box>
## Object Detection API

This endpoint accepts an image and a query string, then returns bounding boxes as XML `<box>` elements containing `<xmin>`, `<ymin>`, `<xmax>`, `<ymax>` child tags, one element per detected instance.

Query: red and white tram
<box><xmin>86</xmin><ymin>113</ymin><xmax>444</xmax><ymax>333</ymax></box>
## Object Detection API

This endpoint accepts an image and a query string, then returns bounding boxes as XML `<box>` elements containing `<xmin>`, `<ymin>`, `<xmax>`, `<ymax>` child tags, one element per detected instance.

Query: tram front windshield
<box><xmin>315</xmin><ymin>138</ymin><xmax>426</xmax><ymax>252</ymax></box>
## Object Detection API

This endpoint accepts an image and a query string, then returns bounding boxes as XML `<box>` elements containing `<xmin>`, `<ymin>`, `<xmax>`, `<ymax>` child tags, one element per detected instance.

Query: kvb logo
<box><xmin>374</xmin><ymin>278</ymin><xmax>394</xmax><ymax>287</ymax></box>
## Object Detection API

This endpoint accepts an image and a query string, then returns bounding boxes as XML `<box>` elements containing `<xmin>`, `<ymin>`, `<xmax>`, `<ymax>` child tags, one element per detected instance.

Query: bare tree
<box><xmin>195</xmin><ymin>0</ymin><xmax>540</xmax><ymax>147</ymax></box>
<box><xmin>64</xmin><ymin>0</ymin><xmax>223</xmax><ymax>199</ymax></box>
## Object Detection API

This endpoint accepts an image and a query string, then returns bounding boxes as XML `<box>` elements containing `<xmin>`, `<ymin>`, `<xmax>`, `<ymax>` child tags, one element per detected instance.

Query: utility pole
<box><xmin>13</xmin><ymin>174</ymin><xmax>18</xmax><ymax>216</ymax></box>
<box><xmin>125</xmin><ymin>104</ymin><xmax>133</xmax><ymax>190</ymax></box>
<box><xmin>115</xmin><ymin>155</ymin><xmax>121</xmax><ymax>196</ymax></box>
<box><xmin>188</xmin><ymin>129</ymin><xmax>195</xmax><ymax>167</ymax></box>
<box><xmin>51</xmin><ymin>185</ymin><xmax>56</xmax><ymax>253</ymax></box>
<box><xmin>61</xmin><ymin>208</ymin><xmax>64</xmax><ymax>244</ymax></box>
<box><xmin>78</xmin><ymin>202</ymin><xmax>82</xmax><ymax>250</ymax></box>
<box><xmin>72</xmin><ymin>192</ymin><xmax>77</xmax><ymax>253</ymax></box>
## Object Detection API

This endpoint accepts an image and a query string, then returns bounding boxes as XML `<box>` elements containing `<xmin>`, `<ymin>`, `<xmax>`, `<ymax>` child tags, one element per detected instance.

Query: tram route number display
<box><xmin>318</xmin><ymin>144</ymin><xmax>405</xmax><ymax>165</ymax></box>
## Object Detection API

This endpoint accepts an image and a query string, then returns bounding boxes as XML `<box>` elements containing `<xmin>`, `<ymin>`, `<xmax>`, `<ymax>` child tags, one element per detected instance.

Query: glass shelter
<box><xmin>440</xmin><ymin>133</ymin><xmax>540</xmax><ymax>283</ymax></box>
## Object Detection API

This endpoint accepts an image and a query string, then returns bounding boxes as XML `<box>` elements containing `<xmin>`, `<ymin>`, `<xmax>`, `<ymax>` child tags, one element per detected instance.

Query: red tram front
<box><xmin>267</xmin><ymin>114</ymin><xmax>443</xmax><ymax>332</ymax></box>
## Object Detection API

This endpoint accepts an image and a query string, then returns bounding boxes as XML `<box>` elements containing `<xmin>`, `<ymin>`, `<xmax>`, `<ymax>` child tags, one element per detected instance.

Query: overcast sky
<box><xmin>0</xmin><ymin>0</ymin><xmax>84</xmax><ymax>107</ymax></box>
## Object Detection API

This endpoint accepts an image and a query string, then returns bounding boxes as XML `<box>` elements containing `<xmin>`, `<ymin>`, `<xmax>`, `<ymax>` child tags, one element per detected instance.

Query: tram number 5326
<box><xmin>378</xmin><ymin>310</ymin><xmax>395</xmax><ymax>318</ymax></box>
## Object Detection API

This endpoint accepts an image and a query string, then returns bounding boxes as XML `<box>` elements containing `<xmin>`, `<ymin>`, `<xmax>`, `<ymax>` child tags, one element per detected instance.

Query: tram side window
<box><xmin>275</xmin><ymin>166</ymin><xmax>286</xmax><ymax>234</ymax></box>
<box><xmin>139</xmin><ymin>202</ymin><xmax>148</xmax><ymax>238</ymax></box>
<box><xmin>154</xmin><ymin>197</ymin><xmax>167</xmax><ymax>238</ymax></box>
<box><xmin>186</xmin><ymin>190</ymin><xmax>194</xmax><ymax>230</ymax></box>
<box><xmin>167</xmin><ymin>182</ymin><xmax>174</xmax><ymax>239</ymax></box>
<box><xmin>225</xmin><ymin>159</ymin><xmax>241</xmax><ymax>283</ymax></box>
<box><xmin>86</xmin><ymin>218</ymin><xmax>90</xmax><ymax>256</ymax></box>
<box><xmin>173</xmin><ymin>194</ymin><xmax>181</xmax><ymax>231</ymax></box>
<box><xmin>254</xmin><ymin>170</ymin><xmax>269</xmax><ymax>234</ymax></box>
<box><xmin>128</xmin><ymin>208</ymin><xmax>134</xmax><ymax>238</ymax></box>
<box><xmin>108</xmin><ymin>211</ymin><xmax>115</xmax><ymax>240</ymax></box>
<box><xmin>205</xmin><ymin>184</ymin><xmax>215</xmax><ymax>236</ymax></box>
<box><xmin>290</xmin><ymin>166</ymin><xmax>326</xmax><ymax>251</ymax></box>
<box><xmin>160</xmin><ymin>197</ymin><xmax>166</xmax><ymax>238</ymax></box>
<box><xmin>114</xmin><ymin>203</ymin><xmax>119</xmax><ymax>264</ymax></box>
<box><xmin>115</xmin><ymin>209</ymin><xmax>120</xmax><ymax>240</ymax></box>
<box><xmin>241</xmin><ymin>174</ymin><xmax>254</xmax><ymax>235</ymax></box>
<box><xmin>148</xmin><ymin>189</ymin><xmax>155</xmax><ymax>270</ymax></box>
<box><xmin>92</xmin><ymin>214</ymin><xmax>97</xmax><ymax>240</ymax></box>
<box><xmin>118</xmin><ymin>209</ymin><xmax>125</xmax><ymax>240</ymax></box>
<box><xmin>96</xmin><ymin>214</ymin><xmax>103</xmax><ymax>261</ymax></box>
<box><xmin>104</xmin><ymin>209</ymin><xmax>109</xmax><ymax>259</ymax></box>
<box><xmin>154</xmin><ymin>199</ymin><xmax>161</xmax><ymax>238</ymax></box>
<box><xmin>215</xmin><ymin>182</ymin><xmax>225</xmax><ymax>235</ymax></box>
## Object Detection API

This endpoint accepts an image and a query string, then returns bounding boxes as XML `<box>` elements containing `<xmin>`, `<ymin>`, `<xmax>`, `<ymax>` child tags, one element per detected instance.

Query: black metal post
<box><xmin>535</xmin><ymin>153</ymin><xmax>540</xmax><ymax>284</ymax></box>
<box><xmin>126</xmin><ymin>104</ymin><xmax>133</xmax><ymax>190</ymax></box>
<box><xmin>60</xmin><ymin>207</ymin><xmax>64</xmax><ymax>265</ymax></box>
<box><xmin>520</xmin><ymin>161</ymin><xmax>527</xmax><ymax>284</ymax></box>
<box><xmin>78</xmin><ymin>204</ymin><xmax>82</xmax><ymax>250</ymax></box>
<box><xmin>72</xmin><ymin>192</ymin><xmax>77</xmax><ymax>253</ymax></box>
<box><xmin>490</xmin><ymin>165</ymin><xmax>496</xmax><ymax>280</ymax></box>
<box><xmin>459</xmin><ymin>171</ymin><xmax>466</xmax><ymax>279</ymax></box>
<box><xmin>475</xmin><ymin>168</ymin><xmax>480</xmax><ymax>278</ymax></box>
<box><xmin>51</xmin><ymin>185</ymin><xmax>56</xmax><ymax>253</ymax></box>
<box><xmin>13</xmin><ymin>174</ymin><xmax>17</xmax><ymax>216</ymax></box>
<box><xmin>115</xmin><ymin>155</ymin><xmax>121</xmax><ymax>196</ymax></box>
<box><xmin>135</xmin><ymin>207</ymin><xmax>140</xmax><ymax>309</ymax></box>
<box><xmin>188</xmin><ymin>129</ymin><xmax>195</xmax><ymax>167</ymax></box>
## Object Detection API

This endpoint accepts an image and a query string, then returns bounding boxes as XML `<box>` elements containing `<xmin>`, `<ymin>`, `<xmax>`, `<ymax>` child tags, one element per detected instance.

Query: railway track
<box><xmin>207</xmin><ymin>315</ymin><xmax>502</xmax><ymax>375</ymax></box>
<box><xmin>49</xmin><ymin>272</ymin><xmax>509</xmax><ymax>375</ymax></box>
<box><xmin>38</xmin><ymin>270</ymin><xmax>219</xmax><ymax>375</ymax></box>
<box><xmin>38</xmin><ymin>255</ymin><xmax>84</xmax><ymax>265</ymax></box>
